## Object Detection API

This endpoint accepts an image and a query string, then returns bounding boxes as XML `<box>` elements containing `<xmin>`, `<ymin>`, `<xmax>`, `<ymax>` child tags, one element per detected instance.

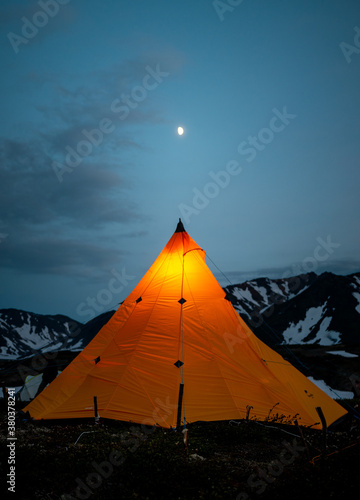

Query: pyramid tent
<box><xmin>24</xmin><ymin>220</ymin><xmax>347</xmax><ymax>429</ymax></box>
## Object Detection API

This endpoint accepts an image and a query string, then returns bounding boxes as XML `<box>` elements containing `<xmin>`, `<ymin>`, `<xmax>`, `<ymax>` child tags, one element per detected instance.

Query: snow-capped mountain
<box><xmin>225</xmin><ymin>271</ymin><xmax>360</xmax><ymax>346</ymax></box>
<box><xmin>225</xmin><ymin>272</ymin><xmax>317</xmax><ymax>328</ymax></box>
<box><xmin>0</xmin><ymin>309</ymin><xmax>84</xmax><ymax>360</ymax></box>
<box><xmin>1</xmin><ymin>272</ymin><xmax>359</xmax><ymax>361</ymax></box>
<box><xmin>0</xmin><ymin>309</ymin><xmax>117</xmax><ymax>360</ymax></box>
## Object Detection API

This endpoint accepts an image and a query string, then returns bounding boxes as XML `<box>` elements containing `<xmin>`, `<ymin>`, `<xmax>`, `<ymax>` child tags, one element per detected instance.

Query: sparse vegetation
<box><xmin>1</xmin><ymin>399</ymin><xmax>359</xmax><ymax>500</ymax></box>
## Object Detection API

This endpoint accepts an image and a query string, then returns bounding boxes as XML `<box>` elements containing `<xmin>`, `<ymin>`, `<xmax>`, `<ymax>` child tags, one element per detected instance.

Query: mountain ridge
<box><xmin>224</xmin><ymin>271</ymin><xmax>360</xmax><ymax>346</ymax></box>
<box><xmin>0</xmin><ymin>271</ymin><xmax>359</xmax><ymax>361</ymax></box>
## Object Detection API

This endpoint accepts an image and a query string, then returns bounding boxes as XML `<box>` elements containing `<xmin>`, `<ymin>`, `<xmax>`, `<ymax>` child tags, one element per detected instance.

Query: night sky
<box><xmin>1</xmin><ymin>0</ymin><xmax>360</xmax><ymax>323</ymax></box>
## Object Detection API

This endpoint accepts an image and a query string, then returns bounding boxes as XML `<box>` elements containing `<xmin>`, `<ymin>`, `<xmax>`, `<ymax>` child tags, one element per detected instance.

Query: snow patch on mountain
<box><xmin>352</xmin><ymin>292</ymin><xmax>360</xmax><ymax>314</ymax></box>
<box><xmin>232</xmin><ymin>287</ymin><xmax>258</xmax><ymax>307</ymax></box>
<box><xmin>328</xmin><ymin>350</ymin><xmax>358</xmax><ymax>358</ymax></box>
<box><xmin>307</xmin><ymin>376</ymin><xmax>354</xmax><ymax>399</ymax></box>
<box><xmin>0</xmin><ymin>309</ymin><xmax>84</xmax><ymax>360</ymax></box>
<box><xmin>313</xmin><ymin>317</ymin><xmax>341</xmax><ymax>345</ymax></box>
<box><xmin>225</xmin><ymin>273</ymin><xmax>318</xmax><ymax>330</ymax></box>
<box><xmin>256</xmin><ymin>287</ymin><xmax>270</xmax><ymax>306</ymax></box>
<box><xmin>2</xmin><ymin>272</ymin><xmax>359</xmax><ymax>360</ymax></box>
<box><xmin>282</xmin><ymin>304</ymin><xmax>326</xmax><ymax>344</ymax></box>
<box><xmin>350</xmin><ymin>276</ymin><xmax>360</xmax><ymax>314</ymax></box>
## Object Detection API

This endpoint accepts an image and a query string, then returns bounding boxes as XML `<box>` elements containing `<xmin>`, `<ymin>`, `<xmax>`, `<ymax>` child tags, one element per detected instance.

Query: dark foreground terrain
<box><xmin>1</xmin><ymin>399</ymin><xmax>359</xmax><ymax>500</ymax></box>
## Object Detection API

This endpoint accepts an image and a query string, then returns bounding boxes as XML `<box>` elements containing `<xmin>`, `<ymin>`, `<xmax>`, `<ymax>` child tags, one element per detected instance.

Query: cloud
<box><xmin>0</xmin><ymin>137</ymin><xmax>132</xmax><ymax>223</ymax></box>
<box><xmin>0</xmin><ymin>0</ymin><xmax>78</xmax><ymax>45</ymax></box>
<box><xmin>30</xmin><ymin>52</ymin><xmax>184</xmax><ymax>164</ymax></box>
<box><xmin>0</xmin><ymin>50</ymin><xmax>185</xmax><ymax>280</ymax></box>
<box><xmin>0</xmin><ymin>136</ymin><xmax>141</xmax><ymax>276</ymax></box>
<box><xmin>32</xmin><ymin>51</ymin><xmax>184</xmax><ymax>121</ymax></box>
<box><xmin>0</xmin><ymin>235</ymin><xmax>127</xmax><ymax>278</ymax></box>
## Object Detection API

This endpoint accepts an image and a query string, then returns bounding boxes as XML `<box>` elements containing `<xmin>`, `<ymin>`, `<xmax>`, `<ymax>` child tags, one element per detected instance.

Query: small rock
<box><xmin>190</xmin><ymin>453</ymin><xmax>205</xmax><ymax>461</ymax></box>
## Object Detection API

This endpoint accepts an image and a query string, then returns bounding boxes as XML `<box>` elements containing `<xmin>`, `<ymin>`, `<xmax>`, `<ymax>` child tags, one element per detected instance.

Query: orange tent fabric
<box><xmin>24</xmin><ymin>220</ymin><xmax>347</xmax><ymax>429</ymax></box>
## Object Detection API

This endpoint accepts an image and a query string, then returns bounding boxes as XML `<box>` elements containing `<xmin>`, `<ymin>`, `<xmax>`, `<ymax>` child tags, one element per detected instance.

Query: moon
<box><xmin>177</xmin><ymin>126</ymin><xmax>184</xmax><ymax>136</ymax></box>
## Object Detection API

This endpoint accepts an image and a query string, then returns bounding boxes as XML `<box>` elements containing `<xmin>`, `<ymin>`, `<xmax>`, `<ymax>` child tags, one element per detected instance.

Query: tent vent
<box><xmin>178</xmin><ymin>298</ymin><xmax>186</xmax><ymax>305</ymax></box>
<box><xmin>94</xmin><ymin>356</ymin><xmax>101</xmax><ymax>365</ymax></box>
<box><xmin>175</xmin><ymin>218</ymin><xmax>185</xmax><ymax>233</ymax></box>
<box><xmin>136</xmin><ymin>297</ymin><xmax>142</xmax><ymax>303</ymax></box>
<box><xmin>174</xmin><ymin>360</ymin><xmax>184</xmax><ymax>368</ymax></box>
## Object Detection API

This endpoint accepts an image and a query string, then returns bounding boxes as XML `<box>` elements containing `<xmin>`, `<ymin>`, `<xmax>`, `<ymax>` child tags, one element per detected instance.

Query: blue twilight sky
<box><xmin>0</xmin><ymin>0</ymin><xmax>359</xmax><ymax>322</ymax></box>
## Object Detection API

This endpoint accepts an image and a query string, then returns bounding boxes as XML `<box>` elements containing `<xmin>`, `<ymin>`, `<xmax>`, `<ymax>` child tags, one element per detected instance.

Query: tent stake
<box><xmin>176</xmin><ymin>383</ymin><xmax>184</xmax><ymax>429</ymax></box>
<box><xmin>315</xmin><ymin>406</ymin><xmax>327</xmax><ymax>449</ymax></box>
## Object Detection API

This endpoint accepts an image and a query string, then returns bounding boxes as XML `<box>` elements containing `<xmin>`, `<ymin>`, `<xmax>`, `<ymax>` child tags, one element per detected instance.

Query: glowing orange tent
<box><xmin>24</xmin><ymin>220</ymin><xmax>347</xmax><ymax>429</ymax></box>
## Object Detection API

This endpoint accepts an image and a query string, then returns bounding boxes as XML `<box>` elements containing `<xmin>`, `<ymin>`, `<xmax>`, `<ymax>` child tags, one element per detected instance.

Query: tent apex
<box><xmin>175</xmin><ymin>218</ymin><xmax>185</xmax><ymax>233</ymax></box>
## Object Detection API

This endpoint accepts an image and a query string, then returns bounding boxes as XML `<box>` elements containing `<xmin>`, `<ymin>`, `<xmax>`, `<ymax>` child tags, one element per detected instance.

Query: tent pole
<box><xmin>94</xmin><ymin>396</ymin><xmax>99</xmax><ymax>423</ymax></box>
<box><xmin>176</xmin><ymin>383</ymin><xmax>184</xmax><ymax>429</ymax></box>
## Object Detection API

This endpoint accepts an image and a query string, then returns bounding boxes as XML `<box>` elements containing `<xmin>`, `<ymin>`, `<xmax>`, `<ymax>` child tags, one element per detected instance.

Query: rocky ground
<box><xmin>0</xmin><ymin>399</ymin><xmax>359</xmax><ymax>500</ymax></box>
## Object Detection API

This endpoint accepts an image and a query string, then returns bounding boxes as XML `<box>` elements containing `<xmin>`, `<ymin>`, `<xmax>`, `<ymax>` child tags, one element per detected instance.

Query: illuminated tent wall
<box><xmin>24</xmin><ymin>220</ymin><xmax>347</xmax><ymax>429</ymax></box>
